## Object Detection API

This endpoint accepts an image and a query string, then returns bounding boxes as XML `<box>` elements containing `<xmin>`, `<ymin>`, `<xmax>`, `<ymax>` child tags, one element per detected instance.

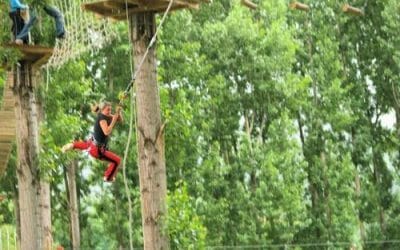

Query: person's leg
<box><xmin>62</xmin><ymin>140</ymin><xmax>91</xmax><ymax>152</ymax></box>
<box><xmin>16</xmin><ymin>11</ymin><xmax>37</xmax><ymax>41</ymax></box>
<box><xmin>43</xmin><ymin>5</ymin><xmax>65</xmax><ymax>38</ymax></box>
<box><xmin>9</xmin><ymin>11</ymin><xmax>24</xmax><ymax>40</ymax></box>
<box><xmin>72</xmin><ymin>140</ymin><xmax>91</xmax><ymax>151</ymax></box>
<box><xmin>9</xmin><ymin>12</ymin><xmax>17</xmax><ymax>38</ymax></box>
<box><xmin>101</xmin><ymin>150</ymin><xmax>121</xmax><ymax>181</ymax></box>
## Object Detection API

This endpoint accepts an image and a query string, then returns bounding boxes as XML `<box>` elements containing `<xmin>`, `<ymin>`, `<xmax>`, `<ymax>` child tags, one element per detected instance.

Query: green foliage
<box><xmin>1</xmin><ymin>0</ymin><xmax>400</xmax><ymax>249</ymax></box>
<box><xmin>0</xmin><ymin>225</ymin><xmax>17</xmax><ymax>250</ymax></box>
<box><xmin>167</xmin><ymin>182</ymin><xmax>207</xmax><ymax>249</ymax></box>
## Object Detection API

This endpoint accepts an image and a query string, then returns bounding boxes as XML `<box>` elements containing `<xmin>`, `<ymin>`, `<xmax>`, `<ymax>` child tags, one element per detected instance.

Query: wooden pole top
<box><xmin>82</xmin><ymin>0</ymin><xmax>209</xmax><ymax>20</ymax></box>
<box><xmin>241</xmin><ymin>0</ymin><xmax>258</xmax><ymax>10</ymax></box>
<box><xmin>342</xmin><ymin>4</ymin><xmax>364</xmax><ymax>16</ymax></box>
<box><xmin>289</xmin><ymin>1</ymin><xmax>310</xmax><ymax>12</ymax></box>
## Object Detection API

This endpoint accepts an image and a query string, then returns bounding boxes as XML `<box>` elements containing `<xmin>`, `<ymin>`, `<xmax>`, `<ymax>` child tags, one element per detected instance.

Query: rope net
<box><xmin>45</xmin><ymin>0</ymin><xmax>116</xmax><ymax>68</ymax></box>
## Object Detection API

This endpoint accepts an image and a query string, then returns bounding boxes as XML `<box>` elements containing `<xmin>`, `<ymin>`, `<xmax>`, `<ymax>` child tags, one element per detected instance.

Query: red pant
<box><xmin>73</xmin><ymin>140</ymin><xmax>121</xmax><ymax>181</ymax></box>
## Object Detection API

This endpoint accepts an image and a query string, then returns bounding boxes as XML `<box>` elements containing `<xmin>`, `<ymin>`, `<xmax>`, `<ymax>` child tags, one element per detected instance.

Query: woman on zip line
<box><xmin>62</xmin><ymin>101</ymin><xmax>123</xmax><ymax>182</ymax></box>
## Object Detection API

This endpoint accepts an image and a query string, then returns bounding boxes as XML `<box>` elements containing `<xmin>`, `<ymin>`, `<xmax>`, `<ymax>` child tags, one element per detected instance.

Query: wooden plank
<box><xmin>4</xmin><ymin>43</ymin><xmax>53</xmax><ymax>55</ymax></box>
<box><xmin>0</xmin><ymin>150</ymin><xmax>11</xmax><ymax>157</ymax></box>
<box><xmin>0</xmin><ymin>111</ymin><xmax>15</xmax><ymax>118</ymax></box>
<box><xmin>0</xmin><ymin>142</ymin><xmax>12</xmax><ymax>150</ymax></box>
<box><xmin>3</xmin><ymin>96</ymin><xmax>14</xmax><ymax>101</ymax></box>
<box><xmin>0</xmin><ymin>154</ymin><xmax>11</xmax><ymax>174</ymax></box>
<box><xmin>3</xmin><ymin>93</ymin><xmax>14</xmax><ymax>99</ymax></box>
<box><xmin>82</xmin><ymin>0</ymin><xmax>202</xmax><ymax>18</ymax></box>
<box><xmin>2</xmin><ymin>44</ymin><xmax>53</xmax><ymax>66</ymax></box>
<box><xmin>0</xmin><ymin>122</ymin><xmax>15</xmax><ymax>128</ymax></box>
<box><xmin>0</xmin><ymin>128</ymin><xmax>16</xmax><ymax>136</ymax></box>
<box><xmin>0</xmin><ymin>119</ymin><xmax>16</xmax><ymax>125</ymax></box>
<box><xmin>0</xmin><ymin>111</ymin><xmax>14</xmax><ymax>116</ymax></box>
<box><xmin>3</xmin><ymin>101</ymin><xmax>14</xmax><ymax>108</ymax></box>
<box><xmin>104</xmin><ymin>0</ymin><xmax>139</xmax><ymax>10</ymax></box>
<box><xmin>3</xmin><ymin>91</ymin><xmax>14</xmax><ymax>97</ymax></box>
<box><xmin>0</xmin><ymin>136</ymin><xmax>15</xmax><ymax>142</ymax></box>
<box><xmin>33</xmin><ymin>53</ymin><xmax>52</xmax><ymax>68</ymax></box>
<box><xmin>0</xmin><ymin>144</ymin><xmax>11</xmax><ymax>151</ymax></box>
<box><xmin>4</xmin><ymin>77</ymin><xmax>14</xmax><ymax>87</ymax></box>
<box><xmin>112</xmin><ymin>3</ymin><xmax>193</xmax><ymax>19</ymax></box>
<box><xmin>158</xmin><ymin>0</ymin><xmax>198</xmax><ymax>9</ymax></box>
<box><xmin>0</xmin><ymin>146</ymin><xmax>11</xmax><ymax>154</ymax></box>
<box><xmin>82</xmin><ymin>1</ymin><xmax>118</xmax><ymax>15</ymax></box>
<box><xmin>0</xmin><ymin>117</ymin><xmax>15</xmax><ymax>124</ymax></box>
<box><xmin>0</xmin><ymin>121</ymin><xmax>16</xmax><ymax>129</ymax></box>
<box><xmin>0</xmin><ymin>159</ymin><xmax>7</xmax><ymax>167</ymax></box>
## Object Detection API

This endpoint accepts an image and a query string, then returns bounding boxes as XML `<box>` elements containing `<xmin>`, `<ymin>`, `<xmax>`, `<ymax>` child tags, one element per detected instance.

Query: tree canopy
<box><xmin>1</xmin><ymin>0</ymin><xmax>400</xmax><ymax>249</ymax></box>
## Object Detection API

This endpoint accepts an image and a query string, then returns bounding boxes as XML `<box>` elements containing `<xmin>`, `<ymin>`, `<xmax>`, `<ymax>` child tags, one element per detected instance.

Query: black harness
<box><xmin>91</xmin><ymin>136</ymin><xmax>108</xmax><ymax>158</ymax></box>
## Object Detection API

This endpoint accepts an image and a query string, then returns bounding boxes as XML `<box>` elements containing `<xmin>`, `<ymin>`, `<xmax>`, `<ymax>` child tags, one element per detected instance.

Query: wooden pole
<box><xmin>342</xmin><ymin>4</ymin><xmax>364</xmax><ymax>16</ymax></box>
<box><xmin>66</xmin><ymin>160</ymin><xmax>80</xmax><ymax>250</ymax></box>
<box><xmin>14</xmin><ymin>63</ymin><xmax>40</xmax><ymax>250</ymax></box>
<box><xmin>130</xmin><ymin>12</ymin><xmax>170</xmax><ymax>250</ymax></box>
<box><xmin>289</xmin><ymin>2</ymin><xmax>310</xmax><ymax>11</ymax></box>
<box><xmin>241</xmin><ymin>0</ymin><xmax>257</xmax><ymax>10</ymax></box>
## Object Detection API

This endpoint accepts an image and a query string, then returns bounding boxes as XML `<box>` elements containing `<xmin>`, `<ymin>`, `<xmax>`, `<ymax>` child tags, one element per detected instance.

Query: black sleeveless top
<box><xmin>93</xmin><ymin>113</ymin><xmax>112</xmax><ymax>145</ymax></box>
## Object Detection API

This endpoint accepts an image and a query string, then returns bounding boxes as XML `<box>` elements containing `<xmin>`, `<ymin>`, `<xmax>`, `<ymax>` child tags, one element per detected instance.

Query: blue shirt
<box><xmin>10</xmin><ymin>0</ymin><xmax>28</xmax><ymax>12</ymax></box>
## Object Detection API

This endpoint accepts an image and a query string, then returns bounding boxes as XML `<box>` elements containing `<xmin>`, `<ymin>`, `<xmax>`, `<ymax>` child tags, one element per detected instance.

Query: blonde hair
<box><xmin>91</xmin><ymin>101</ymin><xmax>111</xmax><ymax>113</ymax></box>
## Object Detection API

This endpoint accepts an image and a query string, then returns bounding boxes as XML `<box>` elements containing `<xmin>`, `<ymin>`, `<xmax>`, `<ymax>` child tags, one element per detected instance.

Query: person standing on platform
<box><xmin>9</xmin><ymin>0</ymin><xmax>66</xmax><ymax>44</ymax></box>
<box><xmin>9</xmin><ymin>0</ymin><xmax>29</xmax><ymax>44</ymax></box>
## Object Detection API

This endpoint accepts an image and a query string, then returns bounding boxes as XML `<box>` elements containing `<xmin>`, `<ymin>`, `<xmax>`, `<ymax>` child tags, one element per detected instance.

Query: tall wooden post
<box><xmin>66</xmin><ymin>160</ymin><xmax>81</xmax><ymax>249</ymax></box>
<box><xmin>131</xmin><ymin>12</ymin><xmax>169</xmax><ymax>250</ymax></box>
<box><xmin>13</xmin><ymin>61</ymin><xmax>52</xmax><ymax>250</ymax></box>
<box><xmin>14</xmin><ymin>63</ymin><xmax>41</xmax><ymax>250</ymax></box>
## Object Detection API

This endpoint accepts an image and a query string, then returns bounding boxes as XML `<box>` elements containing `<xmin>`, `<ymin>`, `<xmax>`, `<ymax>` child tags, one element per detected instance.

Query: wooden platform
<box><xmin>3</xmin><ymin>44</ymin><xmax>53</xmax><ymax>68</ymax></box>
<box><xmin>0</xmin><ymin>71</ymin><xmax>15</xmax><ymax>176</ymax></box>
<box><xmin>82</xmin><ymin>0</ymin><xmax>209</xmax><ymax>20</ymax></box>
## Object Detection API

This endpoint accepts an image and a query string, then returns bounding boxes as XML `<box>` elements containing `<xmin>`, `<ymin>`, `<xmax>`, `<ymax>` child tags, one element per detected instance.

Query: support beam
<box><xmin>82</xmin><ymin>0</ymin><xmax>206</xmax><ymax>19</ymax></box>
<box><xmin>342</xmin><ymin>4</ymin><xmax>364</xmax><ymax>16</ymax></box>
<box><xmin>241</xmin><ymin>0</ymin><xmax>257</xmax><ymax>10</ymax></box>
<box><xmin>112</xmin><ymin>3</ymin><xmax>193</xmax><ymax>20</ymax></box>
<box><xmin>289</xmin><ymin>1</ymin><xmax>310</xmax><ymax>11</ymax></box>
<box><xmin>2</xmin><ymin>44</ymin><xmax>53</xmax><ymax>68</ymax></box>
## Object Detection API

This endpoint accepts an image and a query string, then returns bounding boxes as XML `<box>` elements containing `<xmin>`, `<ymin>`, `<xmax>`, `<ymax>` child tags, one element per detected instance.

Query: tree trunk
<box><xmin>130</xmin><ymin>12</ymin><xmax>169</xmax><ymax>250</ymax></box>
<box><xmin>39</xmin><ymin>182</ymin><xmax>52</xmax><ymax>250</ymax></box>
<box><xmin>67</xmin><ymin>160</ymin><xmax>80</xmax><ymax>250</ymax></box>
<box><xmin>14</xmin><ymin>64</ymin><xmax>40</xmax><ymax>250</ymax></box>
<box><xmin>34</xmin><ymin>72</ymin><xmax>52</xmax><ymax>250</ymax></box>
<box><xmin>14</xmin><ymin>63</ymin><xmax>52</xmax><ymax>250</ymax></box>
